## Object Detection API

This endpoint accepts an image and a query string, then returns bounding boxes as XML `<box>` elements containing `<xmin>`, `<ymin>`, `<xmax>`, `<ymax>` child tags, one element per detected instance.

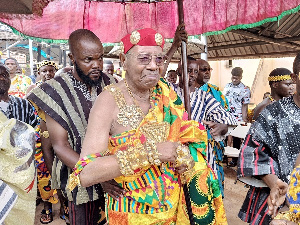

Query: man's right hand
<box><xmin>173</xmin><ymin>24</ymin><xmax>188</xmax><ymax>48</ymax></box>
<box><xmin>157</xmin><ymin>142</ymin><xmax>179</xmax><ymax>163</ymax></box>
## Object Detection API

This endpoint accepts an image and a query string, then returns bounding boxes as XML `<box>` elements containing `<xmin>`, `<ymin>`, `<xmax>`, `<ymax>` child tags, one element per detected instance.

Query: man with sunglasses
<box><xmin>173</xmin><ymin>57</ymin><xmax>237</xmax><ymax>196</ymax></box>
<box><xmin>194</xmin><ymin>59</ymin><xmax>237</xmax><ymax>196</ymax></box>
<box><xmin>223</xmin><ymin>67</ymin><xmax>251</xmax><ymax>167</ymax></box>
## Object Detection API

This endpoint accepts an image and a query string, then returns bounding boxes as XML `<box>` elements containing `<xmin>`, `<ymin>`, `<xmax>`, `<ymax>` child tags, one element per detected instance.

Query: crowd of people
<box><xmin>0</xmin><ymin>24</ymin><xmax>300</xmax><ymax>225</ymax></box>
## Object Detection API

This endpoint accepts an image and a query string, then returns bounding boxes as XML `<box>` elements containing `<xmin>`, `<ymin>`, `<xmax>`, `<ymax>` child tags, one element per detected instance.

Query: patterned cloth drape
<box><xmin>0</xmin><ymin>0</ymin><xmax>299</xmax><ymax>43</ymax></box>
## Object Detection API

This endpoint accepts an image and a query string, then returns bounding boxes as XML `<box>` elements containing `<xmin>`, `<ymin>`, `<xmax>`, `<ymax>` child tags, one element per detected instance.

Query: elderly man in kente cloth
<box><xmin>237</xmin><ymin>53</ymin><xmax>300</xmax><ymax>224</ymax></box>
<box><xmin>27</xmin><ymin>29</ymin><xmax>116</xmax><ymax>225</ymax></box>
<box><xmin>67</xmin><ymin>28</ymin><xmax>228</xmax><ymax>225</ymax></box>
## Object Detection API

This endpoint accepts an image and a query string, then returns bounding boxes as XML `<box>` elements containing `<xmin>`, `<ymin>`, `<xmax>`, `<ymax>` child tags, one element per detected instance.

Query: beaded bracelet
<box><xmin>67</xmin><ymin>152</ymin><xmax>104</xmax><ymax>191</ymax></box>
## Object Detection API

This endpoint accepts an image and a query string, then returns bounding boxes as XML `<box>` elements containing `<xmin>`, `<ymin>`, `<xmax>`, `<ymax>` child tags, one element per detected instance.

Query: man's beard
<box><xmin>74</xmin><ymin>61</ymin><xmax>102</xmax><ymax>87</ymax></box>
<box><xmin>0</xmin><ymin>88</ymin><xmax>7</xmax><ymax>95</ymax></box>
<box><xmin>0</xmin><ymin>82</ymin><xmax>10</xmax><ymax>95</ymax></box>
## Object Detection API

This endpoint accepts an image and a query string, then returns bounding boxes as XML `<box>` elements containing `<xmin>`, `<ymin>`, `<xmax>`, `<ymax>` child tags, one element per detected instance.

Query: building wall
<box><xmin>209</xmin><ymin>57</ymin><xmax>294</xmax><ymax>105</ymax></box>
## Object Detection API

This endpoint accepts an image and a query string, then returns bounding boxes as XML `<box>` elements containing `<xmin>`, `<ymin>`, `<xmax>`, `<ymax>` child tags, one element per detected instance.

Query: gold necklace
<box><xmin>124</xmin><ymin>79</ymin><xmax>154</xmax><ymax>116</ymax></box>
<box><xmin>115</xmin><ymin>79</ymin><xmax>151</xmax><ymax>130</ymax></box>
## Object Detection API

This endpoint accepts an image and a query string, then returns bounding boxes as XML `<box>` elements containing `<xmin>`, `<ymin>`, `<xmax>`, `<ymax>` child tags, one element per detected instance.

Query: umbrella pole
<box><xmin>177</xmin><ymin>0</ymin><xmax>190</xmax><ymax>117</ymax></box>
<box><xmin>176</xmin><ymin>1</ymin><xmax>194</xmax><ymax>225</ymax></box>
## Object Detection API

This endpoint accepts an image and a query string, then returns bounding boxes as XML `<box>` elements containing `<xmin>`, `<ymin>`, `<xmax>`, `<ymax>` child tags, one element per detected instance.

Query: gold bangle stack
<box><xmin>146</xmin><ymin>139</ymin><xmax>161</xmax><ymax>166</ymax></box>
<box><xmin>175</xmin><ymin>144</ymin><xmax>195</xmax><ymax>184</ymax></box>
<box><xmin>274</xmin><ymin>211</ymin><xmax>300</xmax><ymax>224</ymax></box>
<box><xmin>116</xmin><ymin>142</ymin><xmax>150</xmax><ymax>176</ymax></box>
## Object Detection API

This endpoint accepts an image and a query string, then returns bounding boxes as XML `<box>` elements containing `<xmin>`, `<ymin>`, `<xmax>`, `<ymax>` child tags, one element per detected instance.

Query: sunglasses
<box><xmin>199</xmin><ymin>68</ymin><xmax>213</xmax><ymax>72</ymax></box>
<box><xmin>128</xmin><ymin>53</ymin><xmax>168</xmax><ymax>66</ymax></box>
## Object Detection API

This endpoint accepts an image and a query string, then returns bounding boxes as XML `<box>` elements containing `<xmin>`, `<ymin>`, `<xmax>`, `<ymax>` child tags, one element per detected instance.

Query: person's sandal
<box><xmin>40</xmin><ymin>209</ymin><xmax>53</xmax><ymax>224</ymax></box>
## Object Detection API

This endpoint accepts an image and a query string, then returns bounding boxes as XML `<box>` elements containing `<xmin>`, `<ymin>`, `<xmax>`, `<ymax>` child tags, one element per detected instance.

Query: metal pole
<box><xmin>29</xmin><ymin>39</ymin><xmax>34</xmax><ymax>75</ymax></box>
<box><xmin>177</xmin><ymin>0</ymin><xmax>190</xmax><ymax>118</ymax></box>
<box><xmin>47</xmin><ymin>46</ymin><xmax>51</xmax><ymax>60</ymax></box>
<box><xmin>59</xmin><ymin>48</ymin><xmax>62</xmax><ymax>65</ymax></box>
<box><xmin>200</xmin><ymin>35</ymin><xmax>207</xmax><ymax>61</ymax></box>
<box><xmin>63</xmin><ymin>50</ymin><xmax>66</xmax><ymax>67</ymax></box>
<box><xmin>176</xmin><ymin>1</ymin><xmax>194</xmax><ymax>225</ymax></box>
<box><xmin>37</xmin><ymin>44</ymin><xmax>41</xmax><ymax>62</ymax></box>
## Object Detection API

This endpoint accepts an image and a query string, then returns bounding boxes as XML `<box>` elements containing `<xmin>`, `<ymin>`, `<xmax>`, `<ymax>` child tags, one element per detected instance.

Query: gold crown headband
<box><xmin>268</xmin><ymin>74</ymin><xmax>291</xmax><ymax>82</ymax></box>
<box><xmin>37</xmin><ymin>60</ymin><xmax>58</xmax><ymax>71</ymax></box>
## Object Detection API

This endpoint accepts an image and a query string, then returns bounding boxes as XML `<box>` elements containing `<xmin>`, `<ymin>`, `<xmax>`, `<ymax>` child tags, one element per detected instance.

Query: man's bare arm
<box><xmin>162</xmin><ymin>24</ymin><xmax>187</xmax><ymax>77</ymax></box>
<box><xmin>252</xmin><ymin>99</ymin><xmax>269</xmax><ymax>121</ymax></box>
<box><xmin>40</xmin><ymin>119</ymin><xmax>54</xmax><ymax>173</ymax></box>
<box><xmin>242</xmin><ymin>103</ymin><xmax>249</xmax><ymax>122</ymax></box>
<box><xmin>45</xmin><ymin>114</ymin><xmax>79</xmax><ymax>169</ymax></box>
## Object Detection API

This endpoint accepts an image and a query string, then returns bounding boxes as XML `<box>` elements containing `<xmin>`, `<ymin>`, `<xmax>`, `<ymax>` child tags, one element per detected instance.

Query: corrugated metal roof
<box><xmin>207</xmin><ymin>12</ymin><xmax>300</xmax><ymax>60</ymax></box>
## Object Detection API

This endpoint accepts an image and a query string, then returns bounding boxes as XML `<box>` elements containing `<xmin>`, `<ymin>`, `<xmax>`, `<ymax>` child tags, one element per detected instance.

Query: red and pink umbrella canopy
<box><xmin>0</xmin><ymin>0</ymin><xmax>299</xmax><ymax>43</ymax></box>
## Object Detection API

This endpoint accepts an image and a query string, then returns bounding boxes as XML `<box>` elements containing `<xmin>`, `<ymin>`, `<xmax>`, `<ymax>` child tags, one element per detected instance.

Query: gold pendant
<box><xmin>117</xmin><ymin>104</ymin><xmax>143</xmax><ymax>130</ymax></box>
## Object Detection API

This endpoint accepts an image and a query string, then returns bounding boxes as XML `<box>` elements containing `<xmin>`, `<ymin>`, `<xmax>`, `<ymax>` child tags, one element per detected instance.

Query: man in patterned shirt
<box><xmin>223</xmin><ymin>67</ymin><xmax>251</xmax><ymax>166</ymax></box>
<box><xmin>237</xmin><ymin>52</ymin><xmax>300</xmax><ymax>225</ymax></box>
<box><xmin>223</xmin><ymin>67</ymin><xmax>251</xmax><ymax>122</ymax></box>
<box><xmin>0</xmin><ymin>64</ymin><xmax>37</xmax><ymax>127</ymax></box>
<box><xmin>5</xmin><ymin>58</ymin><xmax>32</xmax><ymax>98</ymax></box>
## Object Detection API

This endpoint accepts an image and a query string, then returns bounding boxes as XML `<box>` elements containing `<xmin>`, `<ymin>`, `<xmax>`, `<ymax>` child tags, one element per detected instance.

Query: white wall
<box><xmin>210</xmin><ymin>57</ymin><xmax>294</xmax><ymax>104</ymax></box>
<box><xmin>170</xmin><ymin>57</ymin><xmax>294</xmax><ymax>105</ymax></box>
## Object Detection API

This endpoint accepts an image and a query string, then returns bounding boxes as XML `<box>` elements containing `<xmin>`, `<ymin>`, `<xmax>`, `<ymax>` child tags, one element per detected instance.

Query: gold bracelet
<box><xmin>146</xmin><ymin>139</ymin><xmax>161</xmax><ymax>166</ymax></box>
<box><xmin>274</xmin><ymin>211</ymin><xmax>300</xmax><ymax>224</ymax></box>
<box><xmin>116</xmin><ymin>142</ymin><xmax>150</xmax><ymax>176</ymax></box>
<box><xmin>175</xmin><ymin>143</ymin><xmax>195</xmax><ymax>184</ymax></box>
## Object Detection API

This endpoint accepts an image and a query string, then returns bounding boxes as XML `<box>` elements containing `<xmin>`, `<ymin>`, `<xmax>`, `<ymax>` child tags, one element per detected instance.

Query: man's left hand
<box><xmin>202</xmin><ymin>120</ymin><xmax>228</xmax><ymax>137</ymax></box>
